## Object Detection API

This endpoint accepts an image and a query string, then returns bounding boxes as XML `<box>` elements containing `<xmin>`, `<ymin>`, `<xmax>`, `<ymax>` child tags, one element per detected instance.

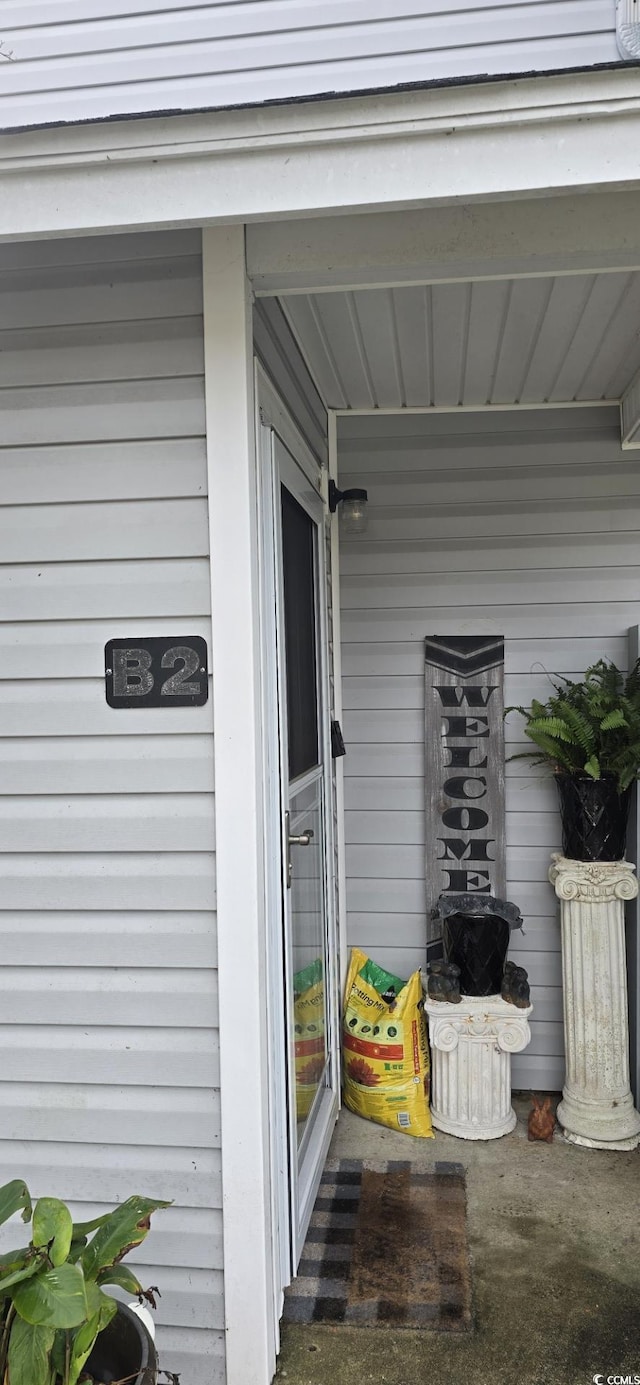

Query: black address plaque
<box><xmin>105</xmin><ymin>637</ymin><xmax>209</xmax><ymax>708</ymax></box>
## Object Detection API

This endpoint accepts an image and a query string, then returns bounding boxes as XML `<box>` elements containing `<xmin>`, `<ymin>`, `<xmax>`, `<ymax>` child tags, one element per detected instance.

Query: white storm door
<box><xmin>264</xmin><ymin>426</ymin><xmax>340</xmax><ymax>1276</ymax></box>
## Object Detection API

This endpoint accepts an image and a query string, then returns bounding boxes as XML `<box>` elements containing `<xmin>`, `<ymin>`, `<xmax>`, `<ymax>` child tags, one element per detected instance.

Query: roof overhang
<box><xmin>1</xmin><ymin>67</ymin><xmax>640</xmax><ymax>243</ymax></box>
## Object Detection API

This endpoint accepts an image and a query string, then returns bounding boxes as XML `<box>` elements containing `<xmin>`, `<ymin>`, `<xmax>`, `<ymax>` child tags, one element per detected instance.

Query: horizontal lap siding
<box><xmin>0</xmin><ymin>230</ymin><xmax>223</xmax><ymax>1384</ymax></box>
<box><xmin>338</xmin><ymin>406</ymin><xmax>635</xmax><ymax>1092</ymax></box>
<box><xmin>253</xmin><ymin>299</ymin><xmax>328</xmax><ymax>466</ymax></box>
<box><xmin>0</xmin><ymin>1</ymin><xmax>617</xmax><ymax>130</ymax></box>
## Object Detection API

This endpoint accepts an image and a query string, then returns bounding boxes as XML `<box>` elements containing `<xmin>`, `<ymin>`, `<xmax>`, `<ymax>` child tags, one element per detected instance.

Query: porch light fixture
<box><xmin>328</xmin><ymin>479</ymin><xmax>369</xmax><ymax>534</ymax></box>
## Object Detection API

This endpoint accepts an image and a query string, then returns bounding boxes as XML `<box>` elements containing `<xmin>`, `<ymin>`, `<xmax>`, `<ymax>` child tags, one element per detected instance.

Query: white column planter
<box><xmin>423</xmin><ymin>993</ymin><xmax>533</xmax><ymax>1140</ymax></box>
<box><xmin>549</xmin><ymin>854</ymin><xmax>640</xmax><ymax>1151</ymax></box>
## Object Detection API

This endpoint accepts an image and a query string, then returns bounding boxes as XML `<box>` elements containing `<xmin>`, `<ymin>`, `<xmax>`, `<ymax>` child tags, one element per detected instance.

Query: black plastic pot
<box><xmin>555</xmin><ymin>774</ymin><xmax>632</xmax><ymax>862</ymax></box>
<box><xmin>432</xmin><ymin>894</ymin><xmax>523</xmax><ymax>997</ymax></box>
<box><xmin>84</xmin><ymin>1301</ymin><xmax>158</xmax><ymax>1385</ymax></box>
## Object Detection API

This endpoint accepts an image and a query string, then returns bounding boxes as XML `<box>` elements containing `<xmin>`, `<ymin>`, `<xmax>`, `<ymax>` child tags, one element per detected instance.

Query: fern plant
<box><xmin>506</xmin><ymin>660</ymin><xmax>640</xmax><ymax>793</ymax></box>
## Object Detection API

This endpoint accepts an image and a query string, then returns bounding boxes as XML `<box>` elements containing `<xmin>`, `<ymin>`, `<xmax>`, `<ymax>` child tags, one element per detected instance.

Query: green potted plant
<box><xmin>506</xmin><ymin>659</ymin><xmax>640</xmax><ymax>861</ymax></box>
<box><xmin>0</xmin><ymin>1178</ymin><xmax>169</xmax><ymax>1385</ymax></box>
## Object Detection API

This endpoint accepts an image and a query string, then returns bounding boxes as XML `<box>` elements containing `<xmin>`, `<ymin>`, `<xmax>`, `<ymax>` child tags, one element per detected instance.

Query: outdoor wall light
<box><xmin>328</xmin><ymin>479</ymin><xmax>369</xmax><ymax>534</ymax></box>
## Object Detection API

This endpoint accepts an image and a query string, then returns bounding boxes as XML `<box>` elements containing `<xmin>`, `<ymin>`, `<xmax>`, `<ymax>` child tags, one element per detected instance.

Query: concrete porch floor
<box><xmin>276</xmin><ymin>1098</ymin><xmax>640</xmax><ymax>1385</ymax></box>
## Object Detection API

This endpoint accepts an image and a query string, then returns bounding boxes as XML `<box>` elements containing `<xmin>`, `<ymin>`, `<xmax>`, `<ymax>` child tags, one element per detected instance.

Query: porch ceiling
<box><xmin>278</xmin><ymin>272</ymin><xmax>640</xmax><ymax>411</ymax></box>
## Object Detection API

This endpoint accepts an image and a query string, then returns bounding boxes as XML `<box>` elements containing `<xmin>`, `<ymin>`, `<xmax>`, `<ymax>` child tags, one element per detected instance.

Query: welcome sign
<box><xmin>425</xmin><ymin>636</ymin><xmax>505</xmax><ymax>941</ymax></box>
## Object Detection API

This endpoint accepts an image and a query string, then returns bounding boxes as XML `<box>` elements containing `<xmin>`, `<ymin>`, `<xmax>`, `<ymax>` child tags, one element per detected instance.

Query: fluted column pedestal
<box><xmin>549</xmin><ymin>853</ymin><xmax>640</xmax><ymax>1151</ymax></box>
<box><xmin>423</xmin><ymin>993</ymin><xmax>532</xmax><ymax>1139</ymax></box>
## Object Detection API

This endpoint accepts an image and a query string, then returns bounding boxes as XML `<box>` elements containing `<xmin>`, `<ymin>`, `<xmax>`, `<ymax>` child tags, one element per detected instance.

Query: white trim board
<box><xmin>203</xmin><ymin>225</ymin><xmax>276</xmax><ymax>1385</ymax></box>
<box><xmin>331</xmin><ymin>401</ymin><xmax>618</xmax><ymax>416</ymax></box>
<box><xmin>1</xmin><ymin>68</ymin><xmax>640</xmax><ymax>241</ymax></box>
<box><xmin>328</xmin><ymin>410</ymin><xmax>349</xmax><ymax>999</ymax></box>
<box><xmin>248</xmin><ymin>192</ymin><xmax>640</xmax><ymax>296</ymax></box>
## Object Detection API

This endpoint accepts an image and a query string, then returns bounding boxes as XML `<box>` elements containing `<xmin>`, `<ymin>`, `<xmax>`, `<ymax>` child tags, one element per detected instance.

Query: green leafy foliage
<box><xmin>12</xmin><ymin>1264</ymin><xmax>88</xmax><ymax>1330</ymax></box>
<box><xmin>600</xmin><ymin>709</ymin><xmax>626</xmax><ymax>731</ymax></box>
<box><xmin>505</xmin><ymin>660</ymin><xmax>640</xmax><ymax>792</ymax></box>
<box><xmin>32</xmin><ymin>1201</ymin><xmax>73</xmax><ymax>1270</ymax></box>
<box><xmin>0</xmin><ymin>1255</ymin><xmax>46</xmax><ymax>1295</ymax></box>
<box><xmin>6</xmin><ymin>1316</ymin><xmax>54</xmax><ymax>1385</ymax></box>
<box><xmin>0</xmin><ymin>1179</ymin><xmax>170</xmax><ymax>1385</ymax></box>
<box><xmin>81</xmin><ymin>1196</ymin><xmax>170</xmax><ymax>1282</ymax></box>
<box><xmin>0</xmin><ymin>1185</ymin><xmax>32</xmax><ymax>1232</ymax></box>
<box><xmin>67</xmin><ymin>1294</ymin><xmax>117</xmax><ymax>1385</ymax></box>
<box><xmin>96</xmin><ymin>1265</ymin><xmax>145</xmax><ymax>1298</ymax></box>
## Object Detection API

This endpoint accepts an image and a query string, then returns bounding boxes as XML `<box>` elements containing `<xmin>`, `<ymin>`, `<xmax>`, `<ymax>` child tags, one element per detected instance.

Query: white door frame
<box><xmin>256</xmin><ymin>367</ymin><xmax>340</xmax><ymax>1275</ymax></box>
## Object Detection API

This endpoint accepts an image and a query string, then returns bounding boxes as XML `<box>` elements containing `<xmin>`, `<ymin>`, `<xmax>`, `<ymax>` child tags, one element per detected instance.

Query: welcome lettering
<box><xmin>424</xmin><ymin>638</ymin><xmax>505</xmax><ymax>935</ymax></box>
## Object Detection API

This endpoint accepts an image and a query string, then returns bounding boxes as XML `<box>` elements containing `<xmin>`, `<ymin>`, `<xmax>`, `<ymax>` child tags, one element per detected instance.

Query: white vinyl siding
<box><xmin>253</xmin><ymin>299</ymin><xmax>328</xmax><ymax>467</ymax></box>
<box><xmin>0</xmin><ymin>1</ymin><xmax>618</xmax><ymax>132</ymax></box>
<box><xmin>0</xmin><ymin>230</ymin><xmax>223</xmax><ymax>1384</ymax></box>
<box><xmin>338</xmin><ymin>405</ymin><xmax>635</xmax><ymax>1092</ymax></box>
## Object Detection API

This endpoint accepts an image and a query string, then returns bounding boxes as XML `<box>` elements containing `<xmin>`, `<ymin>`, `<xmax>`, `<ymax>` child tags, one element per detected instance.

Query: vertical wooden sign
<box><xmin>425</xmin><ymin>636</ymin><xmax>505</xmax><ymax>942</ymax></box>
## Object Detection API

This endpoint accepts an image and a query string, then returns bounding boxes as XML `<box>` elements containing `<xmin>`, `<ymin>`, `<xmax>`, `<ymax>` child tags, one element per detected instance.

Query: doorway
<box><xmin>258</xmin><ymin>386</ymin><xmax>340</xmax><ymax>1314</ymax></box>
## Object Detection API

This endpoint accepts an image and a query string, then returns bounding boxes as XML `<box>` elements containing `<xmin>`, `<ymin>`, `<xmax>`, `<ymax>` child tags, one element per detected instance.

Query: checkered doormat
<box><xmin>283</xmin><ymin>1158</ymin><xmax>473</xmax><ymax>1330</ymax></box>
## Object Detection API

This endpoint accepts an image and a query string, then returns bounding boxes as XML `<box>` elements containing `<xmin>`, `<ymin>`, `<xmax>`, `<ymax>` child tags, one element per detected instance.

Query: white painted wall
<box><xmin>338</xmin><ymin>405</ymin><xmax>637</xmax><ymax>1091</ymax></box>
<box><xmin>0</xmin><ymin>229</ymin><xmax>223</xmax><ymax>1383</ymax></box>
<box><xmin>0</xmin><ymin>1</ymin><xmax>618</xmax><ymax>131</ymax></box>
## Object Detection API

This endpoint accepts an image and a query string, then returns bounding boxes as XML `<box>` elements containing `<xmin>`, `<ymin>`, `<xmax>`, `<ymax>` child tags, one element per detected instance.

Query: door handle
<box><xmin>289</xmin><ymin>829</ymin><xmax>314</xmax><ymax>847</ymax></box>
<box><xmin>285</xmin><ymin>813</ymin><xmax>314</xmax><ymax>887</ymax></box>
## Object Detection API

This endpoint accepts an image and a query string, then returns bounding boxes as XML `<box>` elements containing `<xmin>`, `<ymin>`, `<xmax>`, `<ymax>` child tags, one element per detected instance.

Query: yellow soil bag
<box><xmin>343</xmin><ymin>948</ymin><xmax>433</xmax><ymax>1138</ymax></box>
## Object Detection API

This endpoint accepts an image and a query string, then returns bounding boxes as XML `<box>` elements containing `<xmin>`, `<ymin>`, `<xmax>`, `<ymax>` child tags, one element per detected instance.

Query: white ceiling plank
<box><xmin>431</xmin><ymin>282</ymin><xmax>471</xmax><ymax>407</ymax></box>
<box><xmin>491</xmin><ymin>277</ymin><xmax>553</xmax><ymax>404</ymax></box>
<box><xmin>621</xmin><ymin>367</ymin><xmax>640</xmax><ymax>448</ymax></box>
<box><xmin>279</xmin><ymin>295</ymin><xmax>348</xmax><ymax>409</ymax></box>
<box><xmin>313</xmin><ymin>293</ymin><xmax>373</xmax><ymax>408</ymax></box>
<box><xmin>344</xmin><ymin>293</ymin><xmax>377</xmax><ymax>408</ymax></box>
<box><xmin>583</xmin><ymin>276</ymin><xmax>640</xmax><ymax>400</ymax></box>
<box><xmin>351</xmin><ymin>289</ymin><xmax>404</xmax><ymax>409</ymax></box>
<box><xmin>461</xmin><ymin>280</ymin><xmax>509</xmax><ymax>406</ymax></box>
<box><xmin>391</xmin><ymin>286</ymin><xmax>432</xmax><ymax>407</ymax></box>
<box><xmin>518</xmin><ymin>275</ymin><xmax>593</xmax><ymax>403</ymax></box>
<box><xmin>550</xmin><ymin>273</ymin><xmax>632</xmax><ymax>401</ymax></box>
<box><xmin>605</xmin><ymin>337</ymin><xmax>640</xmax><ymax>402</ymax></box>
<box><xmin>279</xmin><ymin>270</ymin><xmax>640</xmax><ymax>416</ymax></box>
<box><xmin>573</xmin><ymin>273</ymin><xmax>640</xmax><ymax>399</ymax></box>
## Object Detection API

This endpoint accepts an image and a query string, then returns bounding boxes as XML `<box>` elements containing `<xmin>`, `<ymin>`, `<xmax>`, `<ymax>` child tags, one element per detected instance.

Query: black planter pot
<box><xmin>433</xmin><ymin>894</ymin><xmax>523</xmax><ymax>997</ymax></box>
<box><xmin>555</xmin><ymin>774</ymin><xmax>632</xmax><ymax>862</ymax></box>
<box><xmin>85</xmin><ymin>1301</ymin><xmax>158</xmax><ymax>1385</ymax></box>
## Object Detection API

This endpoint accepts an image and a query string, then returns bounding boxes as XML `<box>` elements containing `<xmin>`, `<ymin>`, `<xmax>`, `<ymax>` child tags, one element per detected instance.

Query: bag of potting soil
<box><xmin>342</xmin><ymin>948</ymin><xmax>433</xmax><ymax>1138</ymax></box>
<box><xmin>293</xmin><ymin>958</ymin><xmax>326</xmax><ymax>1121</ymax></box>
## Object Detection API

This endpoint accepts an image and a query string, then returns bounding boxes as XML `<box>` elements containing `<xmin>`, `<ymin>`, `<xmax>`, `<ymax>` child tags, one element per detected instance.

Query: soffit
<box><xmin>278</xmin><ymin>272</ymin><xmax>640</xmax><ymax>410</ymax></box>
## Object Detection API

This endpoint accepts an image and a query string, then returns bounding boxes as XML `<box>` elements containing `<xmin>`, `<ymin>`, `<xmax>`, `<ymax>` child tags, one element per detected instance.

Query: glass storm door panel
<box><xmin>275</xmin><ymin>436</ymin><xmax>339</xmax><ymax>1264</ymax></box>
